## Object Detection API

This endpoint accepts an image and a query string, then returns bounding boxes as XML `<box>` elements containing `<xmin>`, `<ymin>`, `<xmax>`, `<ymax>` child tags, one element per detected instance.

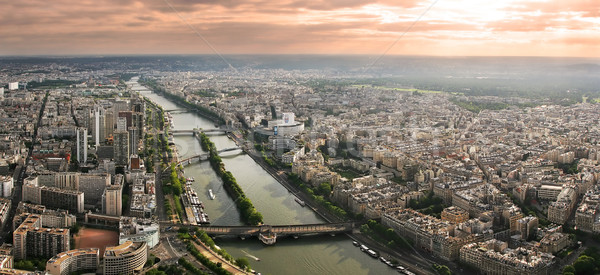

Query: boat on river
<box><xmin>182</xmin><ymin>178</ymin><xmax>209</xmax><ymax>224</ymax></box>
<box><xmin>208</xmin><ymin>189</ymin><xmax>215</xmax><ymax>200</ymax></box>
<box><xmin>295</xmin><ymin>197</ymin><xmax>305</xmax><ymax>207</ymax></box>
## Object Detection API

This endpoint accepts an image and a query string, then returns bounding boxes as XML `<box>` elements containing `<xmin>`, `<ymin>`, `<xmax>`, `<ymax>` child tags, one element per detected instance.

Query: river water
<box><xmin>128</xmin><ymin>78</ymin><xmax>393</xmax><ymax>275</ymax></box>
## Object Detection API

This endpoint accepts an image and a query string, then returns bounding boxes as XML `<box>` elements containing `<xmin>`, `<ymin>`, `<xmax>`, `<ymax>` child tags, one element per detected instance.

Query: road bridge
<box><xmin>170</xmin><ymin>128</ymin><xmax>229</xmax><ymax>136</ymax></box>
<box><xmin>172</xmin><ymin>223</ymin><xmax>354</xmax><ymax>244</ymax></box>
<box><xmin>164</xmin><ymin>109</ymin><xmax>188</xmax><ymax>112</ymax></box>
<box><xmin>177</xmin><ymin>147</ymin><xmax>243</xmax><ymax>166</ymax></box>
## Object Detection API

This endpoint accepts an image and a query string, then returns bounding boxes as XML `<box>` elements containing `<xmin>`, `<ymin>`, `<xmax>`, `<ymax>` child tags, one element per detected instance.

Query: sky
<box><xmin>1</xmin><ymin>0</ymin><xmax>599</xmax><ymax>57</ymax></box>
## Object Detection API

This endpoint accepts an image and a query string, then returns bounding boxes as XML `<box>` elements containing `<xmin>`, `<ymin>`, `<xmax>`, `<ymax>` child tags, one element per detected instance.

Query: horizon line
<box><xmin>1</xmin><ymin>53</ymin><xmax>599</xmax><ymax>60</ymax></box>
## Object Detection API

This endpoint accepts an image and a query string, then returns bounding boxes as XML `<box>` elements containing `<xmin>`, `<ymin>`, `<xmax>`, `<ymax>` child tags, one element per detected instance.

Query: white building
<box><xmin>116</xmin><ymin>117</ymin><xmax>127</xmax><ymax>132</ymax></box>
<box><xmin>93</xmin><ymin>106</ymin><xmax>105</xmax><ymax>148</ymax></box>
<box><xmin>0</xmin><ymin>176</ymin><xmax>13</xmax><ymax>198</ymax></box>
<box><xmin>119</xmin><ymin>217</ymin><xmax>160</xmax><ymax>248</ymax></box>
<box><xmin>282</xmin><ymin>112</ymin><xmax>295</xmax><ymax>125</ymax></box>
<box><xmin>8</xmin><ymin>82</ymin><xmax>18</xmax><ymax>91</ymax></box>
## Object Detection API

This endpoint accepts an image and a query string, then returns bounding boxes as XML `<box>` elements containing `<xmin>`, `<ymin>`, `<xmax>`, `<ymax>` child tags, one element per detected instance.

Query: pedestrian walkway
<box><xmin>192</xmin><ymin>237</ymin><xmax>250</xmax><ymax>275</ymax></box>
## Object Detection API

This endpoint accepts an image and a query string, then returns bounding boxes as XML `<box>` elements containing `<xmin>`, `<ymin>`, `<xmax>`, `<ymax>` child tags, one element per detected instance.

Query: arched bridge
<box><xmin>177</xmin><ymin>147</ymin><xmax>243</xmax><ymax>166</ymax></box>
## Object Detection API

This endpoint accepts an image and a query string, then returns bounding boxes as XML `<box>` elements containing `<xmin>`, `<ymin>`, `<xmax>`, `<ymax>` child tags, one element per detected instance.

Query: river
<box><xmin>128</xmin><ymin>77</ymin><xmax>394</xmax><ymax>275</ymax></box>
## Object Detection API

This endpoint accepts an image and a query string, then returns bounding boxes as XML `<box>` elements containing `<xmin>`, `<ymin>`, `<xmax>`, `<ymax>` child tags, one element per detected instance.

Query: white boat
<box><xmin>295</xmin><ymin>197</ymin><xmax>305</xmax><ymax>207</ymax></box>
<box><xmin>367</xmin><ymin>249</ymin><xmax>378</xmax><ymax>258</ymax></box>
<box><xmin>208</xmin><ymin>189</ymin><xmax>215</xmax><ymax>200</ymax></box>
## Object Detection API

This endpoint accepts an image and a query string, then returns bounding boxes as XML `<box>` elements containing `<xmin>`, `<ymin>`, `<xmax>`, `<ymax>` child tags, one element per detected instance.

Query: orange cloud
<box><xmin>508</xmin><ymin>0</ymin><xmax>600</xmax><ymax>18</ymax></box>
<box><xmin>0</xmin><ymin>0</ymin><xmax>598</xmax><ymax>57</ymax></box>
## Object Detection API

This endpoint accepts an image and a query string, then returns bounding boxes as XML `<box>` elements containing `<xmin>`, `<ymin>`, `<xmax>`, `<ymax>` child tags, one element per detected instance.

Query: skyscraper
<box><xmin>76</xmin><ymin>127</ymin><xmax>87</xmax><ymax>163</ymax></box>
<box><xmin>128</xmin><ymin>127</ymin><xmax>139</xmax><ymax>155</ymax></box>
<box><xmin>92</xmin><ymin>106</ymin><xmax>105</xmax><ymax>148</ymax></box>
<box><xmin>105</xmin><ymin>110</ymin><xmax>114</xmax><ymax>142</ymax></box>
<box><xmin>113</xmin><ymin>130</ymin><xmax>129</xmax><ymax>167</ymax></box>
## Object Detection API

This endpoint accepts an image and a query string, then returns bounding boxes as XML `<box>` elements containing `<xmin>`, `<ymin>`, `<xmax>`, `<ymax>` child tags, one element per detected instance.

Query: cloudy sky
<box><xmin>1</xmin><ymin>0</ymin><xmax>599</xmax><ymax>56</ymax></box>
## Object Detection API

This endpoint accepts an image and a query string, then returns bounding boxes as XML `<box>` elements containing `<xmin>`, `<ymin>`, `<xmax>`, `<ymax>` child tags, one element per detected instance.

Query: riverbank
<box><xmin>139</xmin><ymin>78</ymin><xmax>225</xmax><ymax>125</ymax></box>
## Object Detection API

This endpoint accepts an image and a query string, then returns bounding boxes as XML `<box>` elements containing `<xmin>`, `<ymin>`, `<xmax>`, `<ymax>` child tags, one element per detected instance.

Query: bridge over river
<box><xmin>169</xmin><ymin>222</ymin><xmax>355</xmax><ymax>244</ymax></box>
<box><xmin>171</xmin><ymin>128</ymin><xmax>230</xmax><ymax>136</ymax></box>
<box><xmin>177</xmin><ymin>147</ymin><xmax>243</xmax><ymax>165</ymax></box>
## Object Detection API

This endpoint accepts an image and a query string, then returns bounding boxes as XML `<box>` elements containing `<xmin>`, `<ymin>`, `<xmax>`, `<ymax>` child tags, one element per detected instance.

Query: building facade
<box><xmin>460</xmin><ymin>239</ymin><xmax>554</xmax><ymax>275</ymax></box>
<box><xmin>13</xmin><ymin>214</ymin><xmax>69</xmax><ymax>260</ymax></box>
<box><xmin>102</xmin><ymin>184</ymin><xmax>122</xmax><ymax>217</ymax></box>
<box><xmin>46</xmin><ymin>248</ymin><xmax>99</xmax><ymax>275</ymax></box>
<box><xmin>113</xmin><ymin>130</ymin><xmax>129</xmax><ymax>167</ymax></box>
<box><xmin>441</xmin><ymin>206</ymin><xmax>469</xmax><ymax>224</ymax></box>
<box><xmin>103</xmin><ymin>241</ymin><xmax>147</xmax><ymax>275</ymax></box>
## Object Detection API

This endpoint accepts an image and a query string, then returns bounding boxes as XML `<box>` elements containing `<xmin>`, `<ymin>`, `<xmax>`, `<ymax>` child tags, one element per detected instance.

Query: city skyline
<box><xmin>1</xmin><ymin>0</ymin><xmax>599</xmax><ymax>57</ymax></box>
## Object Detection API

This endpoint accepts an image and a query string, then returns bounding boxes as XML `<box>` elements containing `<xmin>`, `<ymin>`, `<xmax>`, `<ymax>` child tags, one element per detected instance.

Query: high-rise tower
<box><xmin>76</xmin><ymin>127</ymin><xmax>88</xmax><ymax>163</ymax></box>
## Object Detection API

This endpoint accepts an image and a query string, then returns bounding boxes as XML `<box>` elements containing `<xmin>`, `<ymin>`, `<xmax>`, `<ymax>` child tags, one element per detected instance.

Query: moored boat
<box><xmin>294</xmin><ymin>197</ymin><xmax>305</xmax><ymax>206</ymax></box>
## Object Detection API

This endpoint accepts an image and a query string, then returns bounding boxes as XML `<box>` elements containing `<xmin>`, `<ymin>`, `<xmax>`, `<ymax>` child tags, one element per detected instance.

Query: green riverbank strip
<box><xmin>200</xmin><ymin>133</ymin><xmax>264</xmax><ymax>225</ymax></box>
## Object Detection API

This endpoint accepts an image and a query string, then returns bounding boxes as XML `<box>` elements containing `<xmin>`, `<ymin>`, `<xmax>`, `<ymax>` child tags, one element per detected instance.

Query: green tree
<box><xmin>359</xmin><ymin>224</ymin><xmax>370</xmax><ymax>233</ymax></box>
<box><xmin>563</xmin><ymin>265</ymin><xmax>576</xmax><ymax>274</ymax></box>
<box><xmin>432</xmin><ymin>264</ymin><xmax>452</xmax><ymax>275</ymax></box>
<box><xmin>235</xmin><ymin>258</ymin><xmax>250</xmax><ymax>270</ymax></box>
<box><xmin>146</xmin><ymin>269</ymin><xmax>168</xmax><ymax>275</ymax></box>
<box><xmin>14</xmin><ymin>260</ymin><xmax>35</xmax><ymax>271</ymax></box>
<box><xmin>248</xmin><ymin>211</ymin><xmax>263</xmax><ymax>226</ymax></box>
<box><xmin>145</xmin><ymin>258</ymin><xmax>155</xmax><ymax>267</ymax></box>
<box><xmin>70</xmin><ymin>223</ymin><xmax>81</xmax><ymax>234</ymax></box>
<box><xmin>317</xmin><ymin>182</ymin><xmax>332</xmax><ymax>197</ymax></box>
<box><xmin>574</xmin><ymin>255</ymin><xmax>596</xmax><ymax>275</ymax></box>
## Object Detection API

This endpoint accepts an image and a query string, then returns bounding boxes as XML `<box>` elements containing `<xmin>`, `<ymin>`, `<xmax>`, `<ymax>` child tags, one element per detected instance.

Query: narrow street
<box><xmin>190</xmin><ymin>236</ymin><xmax>251</xmax><ymax>275</ymax></box>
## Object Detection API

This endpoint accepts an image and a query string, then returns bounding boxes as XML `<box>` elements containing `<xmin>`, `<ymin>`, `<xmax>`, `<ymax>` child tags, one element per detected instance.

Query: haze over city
<box><xmin>1</xmin><ymin>1</ymin><xmax>600</xmax><ymax>275</ymax></box>
<box><xmin>1</xmin><ymin>0</ymin><xmax>599</xmax><ymax>56</ymax></box>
